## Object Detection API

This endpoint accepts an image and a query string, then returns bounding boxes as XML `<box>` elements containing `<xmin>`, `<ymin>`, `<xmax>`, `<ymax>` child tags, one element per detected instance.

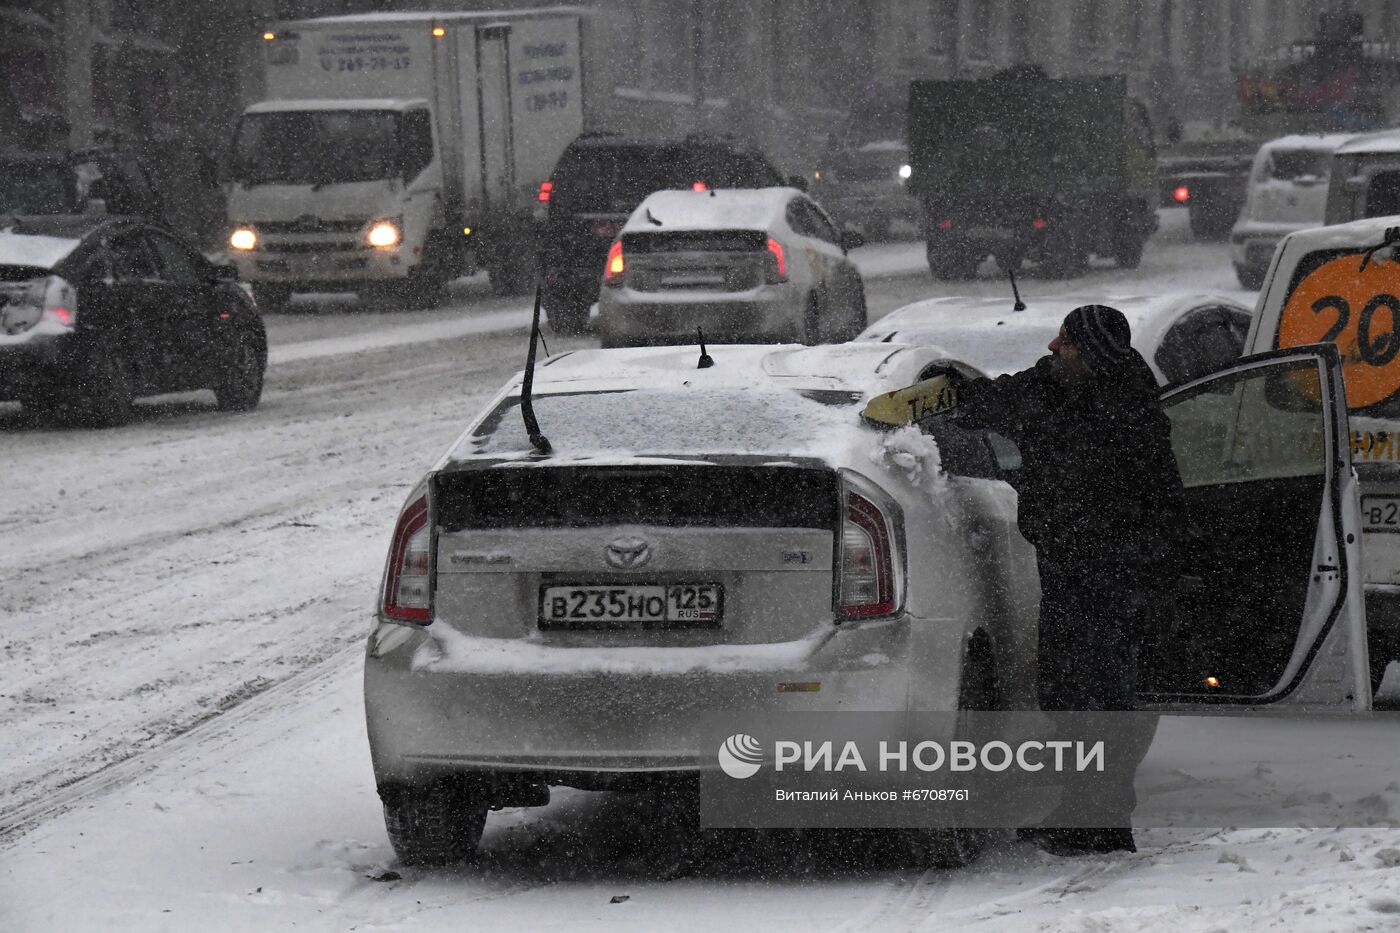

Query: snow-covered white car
<box><xmin>858</xmin><ymin>293</ymin><xmax>1253</xmax><ymax>387</ymax></box>
<box><xmin>594</xmin><ymin>188</ymin><xmax>868</xmax><ymax>348</ymax></box>
<box><xmin>365</xmin><ymin>337</ymin><xmax>1370</xmax><ymax>867</ymax></box>
<box><xmin>1230</xmin><ymin>133</ymin><xmax>1353</xmax><ymax>290</ymax></box>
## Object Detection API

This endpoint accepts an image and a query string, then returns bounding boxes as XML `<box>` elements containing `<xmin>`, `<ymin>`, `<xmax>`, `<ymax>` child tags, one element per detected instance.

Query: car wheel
<box><xmin>76</xmin><ymin>341</ymin><xmax>135</xmax><ymax>428</ymax></box>
<box><xmin>1234</xmin><ymin>263</ymin><xmax>1266</xmax><ymax>291</ymax></box>
<box><xmin>381</xmin><ymin>780</ymin><xmax>489</xmax><ymax>867</ymax></box>
<box><xmin>547</xmin><ymin>304</ymin><xmax>591</xmax><ymax>337</ymax></box>
<box><xmin>214</xmin><ymin>329</ymin><xmax>265</xmax><ymax>412</ymax></box>
<box><xmin>1041</xmin><ymin>233</ymin><xmax>1088</xmax><ymax>279</ymax></box>
<box><xmin>489</xmin><ymin>254</ymin><xmax>536</xmax><ymax>297</ymax></box>
<box><xmin>1113</xmin><ymin>229</ymin><xmax>1145</xmax><ymax>270</ymax></box>
<box><xmin>1370</xmin><ymin>645</ymin><xmax>1394</xmax><ymax>698</ymax></box>
<box><xmin>251</xmin><ymin>283</ymin><xmax>292</xmax><ymax>312</ymax></box>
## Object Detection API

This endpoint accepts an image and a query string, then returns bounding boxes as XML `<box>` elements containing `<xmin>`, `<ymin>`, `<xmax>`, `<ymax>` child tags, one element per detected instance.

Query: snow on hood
<box><xmin>0</xmin><ymin>231</ymin><xmax>80</xmax><ymax>270</ymax></box>
<box><xmin>622</xmin><ymin>187</ymin><xmax>799</xmax><ymax>234</ymax></box>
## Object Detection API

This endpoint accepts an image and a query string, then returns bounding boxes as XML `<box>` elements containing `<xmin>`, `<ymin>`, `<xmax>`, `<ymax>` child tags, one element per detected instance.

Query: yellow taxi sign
<box><xmin>861</xmin><ymin>375</ymin><xmax>959</xmax><ymax>428</ymax></box>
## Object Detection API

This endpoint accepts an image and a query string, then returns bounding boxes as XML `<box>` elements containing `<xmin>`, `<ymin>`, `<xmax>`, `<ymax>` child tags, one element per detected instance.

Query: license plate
<box><xmin>540</xmin><ymin>584</ymin><xmax>723</xmax><ymax>627</ymax></box>
<box><xmin>662</xmin><ymin>272</ymin><xmax>726</xmax><ymax>286</ymax></box>
<box><xmin>966</xmin><ymin>227</ymin><xmax>1015</xmax><ymax>241</ymax></box>
<box><xmin>1362</xmin><ymin>494</ymin><xmax>1400</xmax><ymax>533</ymax></box>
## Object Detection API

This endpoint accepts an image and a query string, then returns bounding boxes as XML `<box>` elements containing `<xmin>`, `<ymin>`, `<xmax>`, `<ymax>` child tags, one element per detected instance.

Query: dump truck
<box><xmin>906</xmin><ymin>67</ymin><xmax>1158</xmax><ymax>280</ymax></box>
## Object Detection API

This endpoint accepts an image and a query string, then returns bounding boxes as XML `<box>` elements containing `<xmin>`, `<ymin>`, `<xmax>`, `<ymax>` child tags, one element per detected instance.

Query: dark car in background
<box><xmin>537</xmin><ymin>133</ymin><xmax>790</xmax><ymax>335</ymax></box>
<box><xmin>0</xmin><ymin>217</ymin><xmax>265</xmax><ymax>426</ymax></box>
<box><xmin>0</xmin><ymin>148</ymin><xmax>165</xmax><ymax>223</ymax></box>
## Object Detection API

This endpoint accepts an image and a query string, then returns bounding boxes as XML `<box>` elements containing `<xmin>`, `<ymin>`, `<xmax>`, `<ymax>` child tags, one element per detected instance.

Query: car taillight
<box><xmin>383</xmin><ymin>495</ymin><xmax>431</xmax><ymax>624</ymax></box>
<box><xmin>838</xmin><ymin>488</ymin><xmax>902</xmax><ymax>620</ymax></box>
<box><xmin>538</xmin><ymin>180</ymin><xmax>554</xmax><ymax>203</ymax></box>
<box><xmin>691</xmin><ymin>180</ymin><xmax>709</xmax><ymax>192</ymax></box>
<box><xmin>937</xmin><ymin>218</ymin><xmax>954</xmax><ymax>231</ymax></box>
<box><xmin>1173</xmin><ymin>185</ymin><xmax>1190</xmax><ymax>203</ymax></box>
<box><xmin>42</xmin><ymin>275</ymin><xmax>77</xmax><ymax>330</ymax></box>
<box><xmin>604</xmin><ymin>239</ymin><xmax>625</xmax><ymax>286</ymax></box>
<box><xmin>1031</xmin><ymin>217</ymin><xmax>1048</xmax><ymax>231</ymax></box>
<box><xmin>765</xmin><ymin>237</ymin><xmax>787</xmax><ymax>283</ymax></box>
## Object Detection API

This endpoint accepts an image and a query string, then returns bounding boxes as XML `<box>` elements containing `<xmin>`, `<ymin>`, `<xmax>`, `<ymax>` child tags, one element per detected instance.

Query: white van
<box><xmin>1247</xmin><ymin>215</ymin><xmax>1400</xmax><ymax>694</ymax></box>
<box><xmin>1323</xmin><ymin>128</ymin><xmax>1400</xmax><ymax>227</ymax></box>
<box><xmin>1230</xmin><ymin>134</ymin><xmax>1353</xmax><ymax>290</ymax></box>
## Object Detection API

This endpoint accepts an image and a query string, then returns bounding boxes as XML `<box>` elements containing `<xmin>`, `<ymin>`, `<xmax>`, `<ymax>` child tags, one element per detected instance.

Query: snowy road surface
<box><xmin>3</xmin><ymin>213</ymin><xmax>1399</xmax><ymax>930</ymax></box>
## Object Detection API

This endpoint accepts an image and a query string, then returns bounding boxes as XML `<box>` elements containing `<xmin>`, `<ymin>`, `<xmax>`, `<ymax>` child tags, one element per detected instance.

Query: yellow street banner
<box><xmin>861</xmin><ymin>375</ymin><xmax>959</xmax><ymax>428</ymax></box>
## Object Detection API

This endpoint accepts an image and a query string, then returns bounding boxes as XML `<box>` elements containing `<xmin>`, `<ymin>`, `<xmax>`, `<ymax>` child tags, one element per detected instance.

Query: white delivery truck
<box><xmin>225</xmin><ymin>9</ymin><xmax>587</xmax><ymax>309</ymax></box>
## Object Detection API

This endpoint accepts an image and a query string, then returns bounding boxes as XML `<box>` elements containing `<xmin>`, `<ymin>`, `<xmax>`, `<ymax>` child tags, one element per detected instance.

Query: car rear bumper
<box><xmin>0</xmin><ymin>337</ymin><xmax>79</xmax><ymax>400</ymax></box>
<box><xmin>1229</xmin><ymin>222</ymin><xmax>1306</xmax><ymax>268</ymax></box>
<box><xmin>596</xmin><ymin>286</ymin><xmax>801</xmax><ymax>344</ymax></box>
<box><xmin>363</xmin><ymin>613</ymin><xmax>961</xmax><ymax>786</ymax></box>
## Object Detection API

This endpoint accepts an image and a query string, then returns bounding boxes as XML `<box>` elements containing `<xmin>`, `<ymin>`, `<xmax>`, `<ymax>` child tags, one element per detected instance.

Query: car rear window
<box><xmin>551</xmin><ymin>144</ymin><xmax>782</xmax><ymax>214</ymax></box>
<box><xmin>1264</xmin><ymin>148</ymin><xmax>1333</xmax><ymax>182</ymax></box>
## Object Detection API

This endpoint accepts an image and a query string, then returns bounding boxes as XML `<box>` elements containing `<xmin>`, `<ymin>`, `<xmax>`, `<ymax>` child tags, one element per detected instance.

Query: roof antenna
<box><xmin>1007</xmin><ymin>266</ymin><xmax>1027</xmax><ymax>312</ymax></box>
<box><xmin>696</xmin><ymin>326</ymin><xmax>714</xmax><ymax>369</ymax></box>
<box><xmin>519</xmin><ymin>284</ymin><xmax>552</xmax><ymax>455</ymax></box>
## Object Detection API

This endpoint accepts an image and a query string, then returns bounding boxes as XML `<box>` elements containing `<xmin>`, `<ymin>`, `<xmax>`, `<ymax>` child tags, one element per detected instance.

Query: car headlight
<box><xmin>367</xmin><ymin>220</ymin><xmax>401</xmax><ymax>248</ymax></box>
<box><xmin>229</xmin><ymin>227</ymin><xmax>257</xmax><ymax>251</ymax></box>
<box><xmin>898</xmin><ymin>164</ymin><xmax>912</xmax><ymax>180</ymax></box>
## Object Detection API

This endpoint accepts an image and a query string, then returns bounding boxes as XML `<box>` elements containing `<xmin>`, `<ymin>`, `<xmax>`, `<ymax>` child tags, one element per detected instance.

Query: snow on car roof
<box><xmin>244</xmin><ymin>98</ymin><xmax>427</xmax><ymax>113</ymax></box>
<box><xmin>279</xmin><ymin>7</ymin><xmax>587</xmax><ymax>26</ymax></box>
<box><xmin>1335</xmin><ymin>128</ymin><xmax>1400</xmax><ymax>155</ymax></box>
<box><xmin>0</xmin><ymin>231</ymin><xmax>82</xmax><ymax>270</ymax></box>
<box><xmin>622</xmin><ymin>188</ymin><xmax>800</xmax><ymax>234</ymax></box>
<box><xmin>1258</xmin><ymin>133</ymin><xmax>1357</xmax><ymax>153</ymax></box>
<box><xmin>860</xmin><ymin>294</ymin><xmax>1245</xmax><ymax>377</ymax></box>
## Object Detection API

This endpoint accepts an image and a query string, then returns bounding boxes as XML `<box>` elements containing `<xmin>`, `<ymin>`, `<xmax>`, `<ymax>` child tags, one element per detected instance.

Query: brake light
<box><xmin>1174</xmin><ymin>185</ymin><xmax>1190</xmax><ymax>203</ymax></box>
<box><xmin>604</xmin><ymin>239</ymin><xmax>625</xmax><ymax>286</ymax></box>
<box><xmin>1031</xmin><ymin>217</ymin><xmax>1048</xmax><ymax>231</ymax></box>
<box><xmin>766</xmin><ymin>237</ymin><xmax>787</xmax><ymax>283</ymax></box>
<box><xmin>937</xmin><ymin>218</ymin><xmax>954</xmax><ymax>231</ymax></box>
<box><xmin>40</xmin><ymin>276</ymin><xmax>77</xmax><ymax>331</ymax></box>
<box><xmin>838</xmin><ymin>489</ymin><xmax>901</xmax><ymax>620</ymax></box>
<box><xmin>692</xmin><ymin>181</ymin><xmax>708</xmax><ymax>192</ymax></box>
<box><xmin>538</xmin><ymin>180</ymin><xmax>554</xmax><ymax>203</ymax></box>
<box><xmin>383</xmin><ymin>496</ymin><xmax>431</xmax><ymax>624</ymax></box>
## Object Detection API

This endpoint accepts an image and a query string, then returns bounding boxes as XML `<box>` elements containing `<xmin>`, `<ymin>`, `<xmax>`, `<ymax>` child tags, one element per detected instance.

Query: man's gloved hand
<box><xmin>860</xmin><ymin>372</ymin><xmax>960</xmax><ymax>429</ymax></box>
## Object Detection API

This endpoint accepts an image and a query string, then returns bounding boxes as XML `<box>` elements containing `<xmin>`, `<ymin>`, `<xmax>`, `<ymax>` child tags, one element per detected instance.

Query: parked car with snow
<box><xmin>859</xmin><ymin>293</ymin><xmax>1252</xmax><ymax>387</ymax></box>
<box><xmin>365</xmin><ymin>336</ymin><xmax>1370</xmax><ymax>867</ymax></box>
<box><xmin>1244</xmin><ymin>215</ymin><xmax>1400</xmax><ymax>695</ymax></box>
<box><xmin>810</xmin><ymin>140</ymin><xmax>920</xmax><ymax>240</ymax></box>
<box><xmin>0</xmin><ymin>217</ymin><xmax>266</xmax><ymax>426</ymax></box>
<box><xmin>595</xmin><ymin>188</ymin><xmax>868</xmax><ymax>348</ymax></box>
<box><xmin>1323</xmin><ymin>128</ymin><xmax>1400</xmax><ymax>227</ymax></box>
<box><xmin>1230</xmin><ymin>134</ymin><xmax>1352</xmax><ymax>290</ymax></box>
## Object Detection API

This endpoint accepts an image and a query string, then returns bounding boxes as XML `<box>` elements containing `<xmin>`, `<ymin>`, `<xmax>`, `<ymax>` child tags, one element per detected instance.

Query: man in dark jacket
<box><xmin>953</xmin><ymin>304</ymin><xmax>1187</xmax><ymax>854</ymax></box>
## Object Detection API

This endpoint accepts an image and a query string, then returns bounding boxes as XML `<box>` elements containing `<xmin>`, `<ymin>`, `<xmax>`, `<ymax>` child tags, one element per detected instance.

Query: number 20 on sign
<box><xmin>1278</xmin><ymin>255</ymin><xmax>1400</xmax><ymax>409</ymax></box>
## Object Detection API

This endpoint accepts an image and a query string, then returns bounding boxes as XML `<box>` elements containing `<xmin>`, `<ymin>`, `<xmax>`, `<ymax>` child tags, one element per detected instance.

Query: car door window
<box><xmin>1154</xmin><ymin>307</ymin><xmax>1249</xmax><ymax>386</ymax></box>
<box><xmin>106</xmin><ymin>231</ymin><xmax>160</xmax><ymax>282</ymax></box>
<box><xmin>146</xmin><ymin>231</ymin><xmax>206</xmax><ymax>287</ymax></box>
<box><xmin>803</xmin><ymin>199</ymin><xmax>843</xmax><ymax>246</ymax></box>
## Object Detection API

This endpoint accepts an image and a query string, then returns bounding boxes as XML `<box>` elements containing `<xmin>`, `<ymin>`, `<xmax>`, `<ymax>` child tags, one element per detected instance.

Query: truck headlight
<box><xmin>229</xmin><ymin>227</ymin><xmax>257</xmax><ymax>251</ymax></box>
<box><xmin>367</xmin><ymin>220</ymin><xmax>401</xmax><ymax>248</ymax></box>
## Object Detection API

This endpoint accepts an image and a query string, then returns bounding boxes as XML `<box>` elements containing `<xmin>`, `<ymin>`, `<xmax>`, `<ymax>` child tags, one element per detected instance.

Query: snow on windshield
<box><xmin>0</xmin><ymin>232</ymin><xmax>80</xmax><ymax>271</ymax></box>
<box><xmin>457</xmin><ymin>386</ymin><xmax>867</xmax><ymax>461</ymax></box>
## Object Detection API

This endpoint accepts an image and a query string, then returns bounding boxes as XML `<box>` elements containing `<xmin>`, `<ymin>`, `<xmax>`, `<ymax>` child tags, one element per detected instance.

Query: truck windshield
<box><xmin>1266</xmin><ymin>148</ymin><xmax>1333</xmax><ymax>182</ymax></box>
<box><xmin>230</xmin><ymin>111</ymin><xmax>403</xmax><ymax>186</ymax></box>
<box><xmin>0</xmin><ymin>162</ymin><xmax>75</xmax><ymax>215</ymax></box>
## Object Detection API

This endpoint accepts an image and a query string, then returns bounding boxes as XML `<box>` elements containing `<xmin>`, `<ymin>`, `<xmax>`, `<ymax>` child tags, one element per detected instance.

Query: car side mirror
<box><xmin>211</xmin><ymin>263</ymin><xmax>240</xmax><ymax>283</ymax></box>
<box><xmin>840</xmin><ymin>230</ymin><xmax>865</xmax><ymax>251</ymax></box>
<box><xmin>787</xmin><ymin>174</ymin><xmax>809</xmax><ymax>192</ymax></box>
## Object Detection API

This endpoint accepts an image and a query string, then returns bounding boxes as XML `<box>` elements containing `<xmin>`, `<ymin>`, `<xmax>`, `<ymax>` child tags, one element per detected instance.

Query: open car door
<box><xmin>1141</xmin><ymin>343</ymin><xmax>1371</xmax><ymax>712</ymax></box>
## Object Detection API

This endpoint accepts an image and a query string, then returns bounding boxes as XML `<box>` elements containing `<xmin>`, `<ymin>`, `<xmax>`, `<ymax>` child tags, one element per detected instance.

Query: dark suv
<box><xmin>538</xmin><ymin>133</ymin><xmax>789</xmax><ymax>334</ymax></box>
<box><xmin>0</xmin><ymin>148</ymin><xmax>164</xmax><ymax>223</ymax></box>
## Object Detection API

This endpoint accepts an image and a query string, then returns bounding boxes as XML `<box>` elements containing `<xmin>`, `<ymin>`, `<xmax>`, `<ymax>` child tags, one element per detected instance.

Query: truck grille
<box><xmin>257</xmin><ymin>218</ymin><xmax>366</xmax><ymax>234</ymax></box>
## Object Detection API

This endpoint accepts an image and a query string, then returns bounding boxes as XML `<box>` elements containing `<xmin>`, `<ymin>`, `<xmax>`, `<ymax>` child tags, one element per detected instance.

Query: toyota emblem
<box><xmin>605</xmin><ymin>535</ymin><xmax>653</xmax><ymax>569</ymax></box>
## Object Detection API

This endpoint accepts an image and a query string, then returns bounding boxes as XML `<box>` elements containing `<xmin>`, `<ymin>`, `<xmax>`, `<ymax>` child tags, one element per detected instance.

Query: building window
<box><xmin>1077</xmin><ymin>0</ymin><xmax>1105</xmax><ymax>54</ymax></box>
<box><xmin>968</xmin><ymin>0</ymin><xmax>994</xmax><ymax>60</ymax></box>
<box><xmin>931</xmin><ymin>0</ymin><xmax>957</xmax><ymax>55</ymax></box>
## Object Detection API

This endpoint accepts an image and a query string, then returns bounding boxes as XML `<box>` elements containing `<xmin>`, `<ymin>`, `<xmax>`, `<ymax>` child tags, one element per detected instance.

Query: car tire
<box><xmin>547</xmin><ymin>304</ymin><xmax>591</xmax><ymax>337</ymax></box>
<box><xmin>381</xmin><ymin>780</ymin><xmax>489</xmax><ymax>867</ymax></box>
<box><xmin>76</xmin><ymin>340</ymin><xmax>135</xmax><ymax>428</ymax></box>
<box><xmin>1113</xmin><ymin>230</ymin><xmax>1146</xmax><ymax>270</ymax></box>
<box><xmin>1234</xmin><ymin>263</ymin><xmax>1266</xmax><ymax>291</ymax></box>
<box><xmin>214</xmin><ymin>329</ymin><xmax>265</xmax><ymax>412</ymax></box>
<box><xmin>489</xmin><ymin>254</ymin><xmax>536</xmax><ymax>297</ymax></box>
<box><xmin>1371</xmin><ymin>646</ymin><xmax>1394</xmax><ymax>698</ymax></box>
<box><xmin>252</xmin><ymin>283</ymin><xmax>292</xmax><ymax>313</ymax></box>
<box><xmin>1041</xmin><ymin>232</ymin><xmax>1089</xmax><ymax>279</ymax></box>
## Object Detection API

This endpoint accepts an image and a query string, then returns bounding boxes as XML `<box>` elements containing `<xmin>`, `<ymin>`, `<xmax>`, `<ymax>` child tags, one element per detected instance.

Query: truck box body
<box><xmin>226</xmin><ymin>9</ymin><xmax>587</xmax><ymax>305</ymax></box>
<box><xmin>906</xmin><ymin>69</ymin><xmax>1156</xmax><ymax>279</ymax></box>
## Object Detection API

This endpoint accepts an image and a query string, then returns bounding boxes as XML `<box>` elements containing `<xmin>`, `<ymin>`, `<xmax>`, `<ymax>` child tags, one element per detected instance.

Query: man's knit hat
<box><xmin>1063</xmin><ymin>304</ymin><xmax>1133</xmax><ymax>369</ymax></box>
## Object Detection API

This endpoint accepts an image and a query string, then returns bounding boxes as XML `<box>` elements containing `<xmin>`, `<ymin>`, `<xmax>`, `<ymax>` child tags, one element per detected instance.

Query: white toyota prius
<box><xmin>364</xmin><ymin>336</ymin><xmax>1371</xmax><ymax>867</ymax></box>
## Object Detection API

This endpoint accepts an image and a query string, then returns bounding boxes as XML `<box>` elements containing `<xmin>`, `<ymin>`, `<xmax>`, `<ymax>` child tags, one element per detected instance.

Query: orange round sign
<box><xmin>1279</xmin><ymin>255</ymin><xmax>1400</xmax><ymax>409</ymax></box>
